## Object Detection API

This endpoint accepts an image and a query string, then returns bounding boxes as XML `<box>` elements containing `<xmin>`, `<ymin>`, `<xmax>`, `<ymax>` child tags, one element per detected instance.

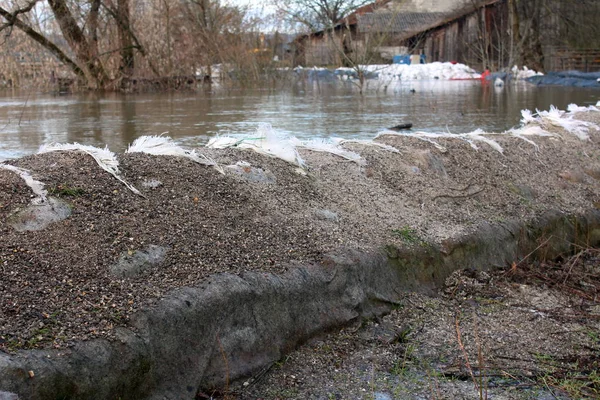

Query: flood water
<box><xmin>0</xmin><ymin>80</ymin><xmax>598</xmax><ymax>161</ymax></box>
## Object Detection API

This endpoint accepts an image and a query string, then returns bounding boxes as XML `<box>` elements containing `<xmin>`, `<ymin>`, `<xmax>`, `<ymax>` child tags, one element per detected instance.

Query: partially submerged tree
<box><xmin>0</xmin><ymin>0</ymin><xmax>151</xmax><ymax>89</ymax></box>
<box><xmin>0</xmin><ymin>0</ymin><xmax>266</xmax><ymax>90</ymax></box>
<box><xmin>332</xmin><ymin>12</ymin><xmax>403</xmax><ymax>93</ymax></box>
<box><xmin>179</xmin><ymin>0</ymin><xmax>247</xmax><ymax>79</ymax></box>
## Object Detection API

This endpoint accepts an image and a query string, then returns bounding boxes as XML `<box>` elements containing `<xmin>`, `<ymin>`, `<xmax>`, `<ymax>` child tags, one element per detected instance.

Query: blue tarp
<box><xmin>393</xmin><ymin>55</ymin><xmax>411</xmax><ymax>65</ymax></box>
<box><xmin>392</xmin><ymin>55</ymin><xmax>426</xmax><ymax>65</ymax></box>
<box><xmin>526</xmin><ymin>71</ymin><xmax>600</xmax><ymax>87</ymax></box>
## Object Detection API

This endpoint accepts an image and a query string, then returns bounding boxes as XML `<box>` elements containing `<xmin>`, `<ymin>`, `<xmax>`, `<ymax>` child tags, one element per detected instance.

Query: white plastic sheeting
<box><xmin>510</xmin><ymin>65</ymin><xmax>544</xmax><ymax>80</ymax></box>
<box><xmin>207</xmin><ymin>124</ymin><xmax>305</xmax><ymax>167</ymax></box>
<box><xmin>127</xmin><ymin>135</ymin><xmax>222</xmax><ymax>173</ymax></box>
<box><xmin>207</xmin><ymin>124</ymin><xmax>401</xmax><ymax>168</ymax></box>
<box><xmin>354</xmin><ymin>62</ymin><xmax>481</xmax><ymax>81</ymax></box>
<box><xmin>0</xmin><ymin>164</ymin><xmax>47</xmax><ymax>203</ymax></box>
<box><xmin>377</xmin><ymin>104</ymin><xmax>598</xmax><ymax>154</ymax></box>
<box><xmin>38</xmin><ymin>143</ymin><xmax>141</xmax><ymax>195</ymax></box>
<box><xmin>376</xmin><ymin>128</ymin><xmax>505</xmax><ymax>153</ymax></box>
<box><xmin>516</xmin><ymin>105</ymin><xmax>599</xmax><ymax>140</ymax></box>
<box><xmin>2</xmin><ymin>104</ymin><xmax>596</xmax><ymax>188</ymax></box>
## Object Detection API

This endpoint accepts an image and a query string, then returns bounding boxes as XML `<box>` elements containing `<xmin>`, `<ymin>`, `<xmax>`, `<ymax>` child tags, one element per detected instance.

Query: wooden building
<box><xmin>294</xmin><ymin>0</ymin><xmax>600</xmax><ymax>72</ymax></box>
<box><xmin>293</xmin><ymin>0</ymin><xmax>392</xmax><ymax>66</ymax></box>
<box><xmin>357</xmin><ymin>0</ymin><xmax>509</xmax><ymax>71</ymax></box>
<box><xmin>294</xmin><ymin>0</ymin><xmax>506</xmax><ymax>69</ymax></box>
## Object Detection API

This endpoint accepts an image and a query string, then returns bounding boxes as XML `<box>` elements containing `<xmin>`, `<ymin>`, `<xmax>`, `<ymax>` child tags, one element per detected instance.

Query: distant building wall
<box><xmin>300</xmin><ymin>33</ymin><xmax>344</xmax><ymax>66</ymax></box>
<box><xmin>405</xmin><ymin>1</ymin><xmax>509</xmax><ymax>71</ymax></box>
<box><xmin>545</xmin><ymin>48</ymin><xmax>600</xmax><ymax>72</ymax></box>
<box><xmin>296</xmin><ymin>0</ymin><xmax>600</xmax><ymax>70</ymax></box>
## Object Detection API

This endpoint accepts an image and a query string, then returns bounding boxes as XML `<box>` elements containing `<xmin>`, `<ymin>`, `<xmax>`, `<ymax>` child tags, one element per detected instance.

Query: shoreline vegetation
<box><xmin>2</xmin><ymin>61</ymin><xmax>550</xmax><ymax>93</ymax></box>
<box><xmin>6</xmin><ymin>60</ymin><xmax>599</xmax><ymax>97</ymax></box>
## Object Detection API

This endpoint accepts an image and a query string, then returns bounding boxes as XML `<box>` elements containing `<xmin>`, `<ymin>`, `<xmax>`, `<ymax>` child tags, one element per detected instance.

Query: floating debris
<box><xmin>387</xmin><ymin>123</ymin><xmax>413</xmax><ymax>131</ymax></box>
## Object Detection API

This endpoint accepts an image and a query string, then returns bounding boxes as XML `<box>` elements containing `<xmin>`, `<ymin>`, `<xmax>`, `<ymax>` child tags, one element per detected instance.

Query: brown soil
<box><xmin>1</xmin><ymin>111</ymin><xmax>600</xmax><ymax>360</ymax></box>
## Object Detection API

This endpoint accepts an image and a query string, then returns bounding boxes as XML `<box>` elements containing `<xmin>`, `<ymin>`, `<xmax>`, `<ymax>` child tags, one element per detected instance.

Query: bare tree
<box><xmin>0</xmin><ymin>0</ymin><xmax>287</xmax><ymax>90</ymax></box>
<box><xmin>512</xmin><ymin>0</ymin><xmax>544</xmax><ymax>71</ymax></box>
<box><xmin>332</xmin><ymin>14</ymin><xmax>403</xmax><ymax>94</ymax></box>
<box><xmin>0</xmin><ymin>0</ymin><xmax>155</xmax><ymax>89</ymax></box>
<box><xmin>0</xmin><ymin>1</ymin><xmax>88</xmax><ymax>82</ymax></box>
<box><xmin>287</xmin><ymin>0</ymin><xmax>396</xmax><ymax>93</ymax></box>
<box><xmin>47</xmin><ymin>0</ymin><xmax>111</xmax><ymax>86</ymax></box>
<box><xmin>274</xmin><ymin>0</ymin><xmax>372</xmax><ymax>32</ymax></box>
<box><xmin>509</xmin><ymin>0</ymin><xmax>600</xmax><ymax>72</ymax></box>
<box><xmin>179</xmin><ymin>0</ymin><xmax>246</xmax><ymax>78</ymax></box>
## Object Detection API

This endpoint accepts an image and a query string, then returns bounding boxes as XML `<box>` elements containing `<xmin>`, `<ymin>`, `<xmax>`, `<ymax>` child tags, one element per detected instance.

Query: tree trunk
<box><xmin>508</xmin><ymin>0</ymin><xmax>521</xmax><ymax>66</ymax></box>
<box><xmin>521</xmin><ymin>0</ymin><xmax>544</xmax><ymax>72</ymax></box>
<box><xmin>47</xmin><ymin>0</ymin><xmax>109</xmax><ymax>88</ymax></box>
<box><xmin>102</xmin><ymin>0</ymin><xmax>160</xmax><ymax>78</ymax></box>
<box><xmin>87</xmin><ymin>0</ymin><xmax>101</xmax><ymax>62</ymax></box>
<box><xmin>0</xmin><ymin>6</ymin><xmax>86</xmax><ymax>81</ymax></box>
<box><xmin>117</xmin><ymin>0</ymin><xmax>135</xmax><ymax>84</ymax></box>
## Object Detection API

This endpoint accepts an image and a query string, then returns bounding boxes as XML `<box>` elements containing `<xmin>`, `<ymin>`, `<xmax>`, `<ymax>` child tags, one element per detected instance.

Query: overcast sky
<box><xmin>226</xmin><ymin>0</ymin><xmax>282</xmax><ymax>31</ymax></box>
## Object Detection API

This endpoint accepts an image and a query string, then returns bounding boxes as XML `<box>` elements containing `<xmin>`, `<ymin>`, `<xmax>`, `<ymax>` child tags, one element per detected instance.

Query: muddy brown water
<box><xmin>0</xmin><ymin>81</ymin><xmax>598</xmax><ymax>161</ymax></box>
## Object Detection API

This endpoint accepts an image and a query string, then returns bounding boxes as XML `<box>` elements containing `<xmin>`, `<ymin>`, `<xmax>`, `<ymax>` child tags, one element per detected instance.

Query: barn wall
<box><xmin>406</xmin><ymin>1</ymin><xmax>509</xmax><ymax>71</ymax></box>
<box><xmin>297</xmin><ymin>34</ymin><xmax>345</xmax><ymax>66</ymax></box>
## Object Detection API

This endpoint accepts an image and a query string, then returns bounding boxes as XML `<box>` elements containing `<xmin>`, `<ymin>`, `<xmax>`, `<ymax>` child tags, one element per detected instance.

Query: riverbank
<box><xmin>1</xmin><ymin>106</ymin><xmax>599</xmax><ymax>398</ymax></box>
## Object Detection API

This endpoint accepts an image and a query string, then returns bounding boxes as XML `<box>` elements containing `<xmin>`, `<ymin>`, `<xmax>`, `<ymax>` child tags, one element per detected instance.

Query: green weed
<box><xmin>49</xmin><ymin>184</ymin><xmax>85</xmax><ymax>197</ymax></box>
<box><xmin>544</xmin><ymin>370</ymin><xmax>600</xmax><ymax>399</ymax></box>
<box><xmin>391</xmin><ymin>226</ymin><xmax>422</xmax><ymax>245</ymax></box>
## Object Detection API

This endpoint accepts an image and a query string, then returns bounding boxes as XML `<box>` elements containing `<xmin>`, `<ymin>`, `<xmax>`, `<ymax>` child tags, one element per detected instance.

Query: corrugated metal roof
<box><xmin>296</xmin><ymin>0</ymin><xmax>501</xmax><ymax>41</ymax></box>
<box><xmin>357</xmin><ymin>0</ymin><xmax>502</xmax><ymax>37</ymax></box>
<box><xmin>358</xmin><ymin>12</ymin><xmax>448</xmax><ymax>34</ymax></box>
<box><xmin>339</xmin><ymin>0</ymin><xmax>392</xmax><ymax>25</ymax></box>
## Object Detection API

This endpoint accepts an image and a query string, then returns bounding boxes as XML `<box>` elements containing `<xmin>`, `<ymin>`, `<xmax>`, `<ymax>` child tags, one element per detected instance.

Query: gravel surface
<box><xmin>1</xmin><ymin>112</ymin><xmax>599</xmax><ymax>356</ymax></box>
